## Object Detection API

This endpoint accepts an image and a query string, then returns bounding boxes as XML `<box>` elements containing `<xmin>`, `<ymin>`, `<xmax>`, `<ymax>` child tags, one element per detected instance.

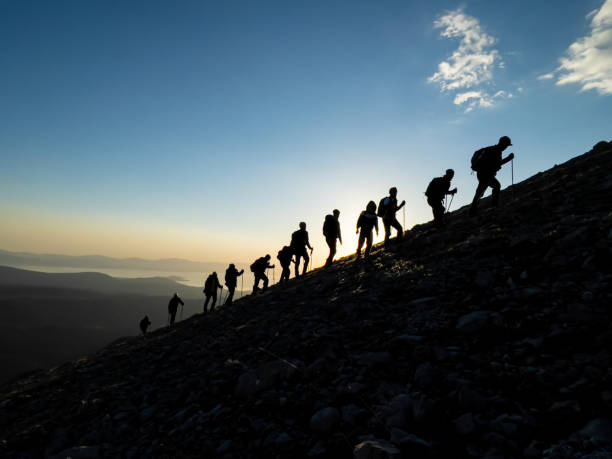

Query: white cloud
<box><xmin>542</xmin><ymin>0</ymin><xmax>612</xmax><ymax>95</ymax></box>
<box><xmin>429</xmin><ymin>9</ymin><xmax>510</xmax><ymax>112</ymax></box>
<box><xmin>453</xmin><ymin>89</ymin><xmax>513</xmax><ymax>113</ymax></box>
<box><xmin>429</xmin><ymin>10</ymin><xmax>501</xmax><ymax>91</ymax></box>
<box><xmin>537</xmin><ymin>73</ymin><xmax>555</xmax><ymax>80</ymax></box>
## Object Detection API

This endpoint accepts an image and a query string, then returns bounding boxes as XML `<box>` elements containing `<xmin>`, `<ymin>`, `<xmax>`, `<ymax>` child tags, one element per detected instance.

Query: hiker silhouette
<box><xmin>469</xmin><ymin>136</ymin><xmax>515</xmax><ymax>216</ymax></box>
<box><xmin>356</xmin><ymin>200</ymin><xmax>379</xmax><ymax>260</ymax></box>
<box><xmin>203</xmin><ymin>272</ymin><xmax>223</xmax><ymax>313</ymax></box>
<box><xmin>291</xmin><ymin>222</ymin><xmax>313</xmax><ymax>276</ymax></box>
<box><xmin>425</xmin><ymin>169</ymin><xmax>457</xmax><ymax>228</ymax></box>
<box><xmin>277</xmin><ymin>245</ymin><xmax>294</xmax><ymax>283</ymax></box>
<box><xmin>379</xmin><ymin>187</ymin><xmax>405</xmax><ymax>247</ymax></box>
<box><xmin>323</xmin><ymin>209</ymin><xmax>342</xmax><ymax>267</ymax></box>
<box><xmin>139</xmin><ymin>315</ymin><xmax>151</xmax><ymax>335</ymax></box>
<box><xmin>167</xmin><ymin>293</ymin><xmax>184</xmax><ymax>326</ymax></box>
<box><xmin>224</xmin><ymin>264</ymin><xmax>244</xmax><ymax>306</ymax></box>
<box><xmin>251</xmin><ymin>254</ymin><xmax>274</xmax><ymax>294</ymax></box>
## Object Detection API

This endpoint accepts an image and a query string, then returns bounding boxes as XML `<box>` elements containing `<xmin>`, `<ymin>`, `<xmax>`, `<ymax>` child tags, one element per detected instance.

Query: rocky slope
<box><xmin>1</xmin><ymin>141</ymin><xmax>611</xmax><ymax>458</ymax></box>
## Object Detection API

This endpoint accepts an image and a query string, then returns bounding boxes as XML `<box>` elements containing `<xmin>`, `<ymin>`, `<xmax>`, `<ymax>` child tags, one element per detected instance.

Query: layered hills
<box><xmin>0</xmin><ymin>141</ymin><xmax>611</xmax><ymax>458</ymax></box>
<box><xmin>0</xmin><ymin>268</ymin><xmax>203</xmax><ymax>382</ymax></box>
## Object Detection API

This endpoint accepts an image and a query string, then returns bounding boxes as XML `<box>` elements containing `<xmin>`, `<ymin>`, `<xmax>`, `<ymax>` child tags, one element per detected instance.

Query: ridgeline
<box><xmin>1</xmin><ymin>141</ymin><xmax>611</xmax><ymax>458</ymax></box>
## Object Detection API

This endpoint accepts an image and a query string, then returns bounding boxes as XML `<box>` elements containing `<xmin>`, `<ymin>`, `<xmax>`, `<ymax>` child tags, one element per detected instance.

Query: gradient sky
<box><xmin>1</xmin><ymin>0</ymin><xmax>611</xmax><ymax>268</ymax></box>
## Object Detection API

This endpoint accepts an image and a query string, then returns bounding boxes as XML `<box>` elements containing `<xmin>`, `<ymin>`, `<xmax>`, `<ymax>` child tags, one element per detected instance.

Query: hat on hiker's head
<box><xmin>230</xmin><ymin>263</ymin><xmax>235</xmax><ymax>268</ymax></box>
<box><xmin>499</xmin><ymin>136</ymin><xmax>512</xmax><ymax>146</ymax></box>
<box><xmin>446</xmin><ymin>169</ymin><xmax>454</xmax><ymax>176</ymax></box>
<box><xmin>333</xmin><ymin>209</ymin><xmax>340</xmax><ymax>216</ymax></box>
<box><xmin>389</xmin><ymin>187</ymin><xmax>397</xmax><ymax>194</ymax></box>
<box><xmin>265</xmin><ymin>254</ymin><xmax>271</xmax><ymax>259</ymax></box>
<box><xmin>299</xmin><ymin>222</ymin><xmax>306</xmax><ymax>229</ymax></box>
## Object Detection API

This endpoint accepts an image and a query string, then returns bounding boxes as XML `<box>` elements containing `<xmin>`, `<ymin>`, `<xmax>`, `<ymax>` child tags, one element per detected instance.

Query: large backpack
<box><xmin>425</xmin><ymin>177</ymin><xmax>442</xmax><ymax>198</ymax></box>
<box><xmin>471</xmin><ymin>148</ymin><xmax>487</xmax><ymax>172</ymax></box>
<box><xmin>322</xmin><ymin>214</ymin><xmax>336</xmax><ymax>238</ymax></box>
<box><xmin>377</xmin><ymin>197</ymin><xmax>390</xmax><ymax>217</ymax></box>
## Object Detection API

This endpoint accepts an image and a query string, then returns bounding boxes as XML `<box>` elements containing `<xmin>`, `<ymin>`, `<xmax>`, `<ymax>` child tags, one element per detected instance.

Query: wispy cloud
<box><xmin>540</xmin><ymin>0</ymin><xmax>612</xmax><ymax>95</ymax></box>
<box><xmin>429</xmin><ymin>9</ymin><xmax>510</xmax><ymax>112</ymax></box>
<box><xmin>453</xmin><ymin>90</ymin><xmax>512</xmax><ymax>113</ymax></box>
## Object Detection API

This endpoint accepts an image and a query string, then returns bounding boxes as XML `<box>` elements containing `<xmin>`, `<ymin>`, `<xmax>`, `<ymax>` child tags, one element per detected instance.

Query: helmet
<box><xmin>499</xmin><ymin>136</ymin><xmax>512</xmax><ymax>146</ymax></box>
<box><xmin>299</xmin><ymin>222</ymin><xmax>306</xmax><ymax>229</ymax></box>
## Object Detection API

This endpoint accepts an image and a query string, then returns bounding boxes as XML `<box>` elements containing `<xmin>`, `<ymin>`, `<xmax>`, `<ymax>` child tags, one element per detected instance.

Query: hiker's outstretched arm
<box><xmin>501</xmin><ymin>153</ymin><xmax>514</xmax><ymax>165</ymax></box>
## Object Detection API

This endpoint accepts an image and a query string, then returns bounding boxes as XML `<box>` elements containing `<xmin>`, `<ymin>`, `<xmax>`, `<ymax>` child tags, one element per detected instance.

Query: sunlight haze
<box><xmin>1</xmin><ymin>0</ymin><xmax>611</xmax><ymax>270</ymax></box>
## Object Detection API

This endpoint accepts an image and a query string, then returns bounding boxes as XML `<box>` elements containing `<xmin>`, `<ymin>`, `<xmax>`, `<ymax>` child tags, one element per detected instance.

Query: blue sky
<box><xmin>1</xmin><ymin>0</ymin><xmax>611</xmax><ymax>267</ymax></box>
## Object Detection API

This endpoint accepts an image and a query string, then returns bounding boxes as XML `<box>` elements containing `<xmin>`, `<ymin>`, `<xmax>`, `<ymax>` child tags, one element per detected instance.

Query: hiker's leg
<box><xmin>226</xmin><ymin>287</ymin><xmax>234</xmax><ymax>305</ymax></box>
<box><xmin>365</xmin><ymin>231</ymin><xmax>374</xmax><ymax>257</ymax></box>
<box><xmin>294</xmin><ymin>255</ymin><xmax>301</xmax><ymax>277</ymax></box>
<box><xmin>303</xmin><ymin>251</ymin><xmax>310</xmax><ymax>275</ymax></box>
<box><xmin>391</xmin><ymin>218</ymin><xmax>403</xmax><ymax>239</ymax></box>
<box><xmin>433</xmin><ymin>200</ymin><xmax>445</xmax><ymax>226</ymax></box>
<box><xmin>357</xmin><ymin>231</ymin><xmax>365</xmax><ymax>257</ymax></box>
<box><xmin>325</xmin><ymin>237</ymin><xmax>336</xmax><ymax>266</ymax></box>
<box><xmin>490</xmin><ymin>177</ymin><xmax>501</xmax><ymax>207</ymax></box>
<box><xmin>262</xmin><ymin>274</ymin><xmax>269</xmax><ymax>291</ymax></box>
<box><xmin>210</xmin><ymin>294</ymin><xmax>217</xmax><ymax>312</ymax></box>
<box><xmin>471</xmin><ymin>173</ymin><xmax>490</xmax><ymax>213</ymax></box>
<box><xmin>383</xmin><ymin>219</ymin><xmax>391</xmax><ymax>246</ymax></box>
<box><xmin>253</xmin><ymin>276</ymin><xmax>259</xmax><ymax>294</ymax></box>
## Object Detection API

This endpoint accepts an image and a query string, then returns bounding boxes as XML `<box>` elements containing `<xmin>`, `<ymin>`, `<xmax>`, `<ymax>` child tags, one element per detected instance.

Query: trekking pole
<box><xmin>511</xmin><ymin>157</ymin><xmax>514</xmax><ymax>199</ymax></box>
<box><xmin>402</xmin><ymin>206</ymin><xmax>405</xmax><ymax>230</ymax></box>
<box><xmin>447</xmin><ymin>194</ymin><xmax>454</xmax><ymax>213</ymax></box>
<box><xmin>240</xmin><ymin>274</ymin><xmax>244</xmax><ymax>299</ymax></box>
<box><xmin>310</xmin><ymin>248</ymin><xmax>314</xmax><ymax>272</ymax></box>
<box><xmin>180</xmin><ymin>304</ymin><xmax>183</xmax><ymax>321</ymax></box>
<box><xmin>273</xmin><ymin>266</ymin><xmax>276</xmax><ymax>284</ymax></box>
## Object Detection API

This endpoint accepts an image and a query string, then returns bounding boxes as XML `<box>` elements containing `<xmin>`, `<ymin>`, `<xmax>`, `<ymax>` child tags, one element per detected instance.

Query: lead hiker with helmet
<box><xmin>203</xmin><ymin>272</ymin><xmax>223</xmax><ymax>313</ymax></box>
<box><xmin>323</xmin><ymin>209</ymin><xmax>342</xmax><ymax>267</ymax></box>
<box><xmin>378</xmin><ymin>187</ymin><xmax>405</xmax><ymax>247</ymax></box>
<box><xmin>425</xmin><ymin>169</ymin><xmax>457</xmax><ymax>228</ymax></box>
<box><xmin>291</xmin><ymin>222</ymin><xmax>313</xmax><ymax>276</ymax></box>
<box><xmin>251</xmin><ymin>254</ymin><xmax>274</xmax><ymax>294</ymax></box>
<box><xmin>224</xmin><ymin>264</ymin><xmax>244</xmax><ymax>306</ymax></box>
<box><xmin>469</xmin><ymin>136</ymin><xmax>515</xmax><ymax>216</ymax></box>
<box><xmin>277</xmin><ymin>245</ymin><xmax>293</xmax><ymax>283</ymax></box>
<box><xmin>356</xmin><ymin>200</ymin><xmax>379</xmax><ymax>259</ymax></box>
<box><xmin>167</xmin><ymin>293</ymin><xmax>184</xmax><ymax>326</ymax></box>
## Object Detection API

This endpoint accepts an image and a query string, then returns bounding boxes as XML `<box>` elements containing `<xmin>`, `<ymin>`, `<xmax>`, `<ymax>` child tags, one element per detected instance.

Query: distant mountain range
<box><xmin>0</xmin><ymin>265</ymin><xmax>203</xmax><ymax>298</ymax></box>
<box><xmin>0</xmin><ymin>249</ymin><xmax>226</xmax><ymax>272</ymax></box>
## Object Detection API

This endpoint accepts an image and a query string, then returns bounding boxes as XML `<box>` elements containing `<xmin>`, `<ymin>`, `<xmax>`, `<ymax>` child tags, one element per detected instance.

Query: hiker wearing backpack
<box><xmin>469</xmin><ymin>136</ymin><xmax>515</xmax><ymax>216</ymax></box>
<box><xmin>203</xmin><ymin>272</ymin><xmax>223</xmax><ymax>313</ymax></box>
<box><xmin>378</xmin><ymin>187</ymin><xmax>405</xmax><ymax>247</ymax></box>
<box><xmin>323</xmin><ymin>209</ymin><xmax>342</xmax><ymax>267</ymax></box>
<box><xmin>139</xmin><ymin>315</ymin><xmax>151</xmax><ymax>335</ymax></box>
<box><xmin>356</xmin><ymin>201</ymin><xmax>379</xmax><ymax>259</ymax></box>
<box><xmin>224</xmin><ymin>264</ymin><xmax>244</xmax><ymax>306</ymax></box>
<box><xmin>291</xmin><ymin>222</ymin><xmax>313</xmax><ymax>276</ymax></box>
<box><xmin>251</xmin><ymin>254</ymin><xmax>274</xmax><ymax>294</ymax></box>
<box><xmin>167</xmin><ymin>293</ymin><xmax>184</xmax><ymax>326</ymax></box>
<box><xmin>277</xmin><ymin>245</ymin><xmax>294</xmax><ymax>283</ymax></box>
<box><xmin>425</xmin><ymin>169</ymin><xmax>457</xmax><ymax>228</ymax></box>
